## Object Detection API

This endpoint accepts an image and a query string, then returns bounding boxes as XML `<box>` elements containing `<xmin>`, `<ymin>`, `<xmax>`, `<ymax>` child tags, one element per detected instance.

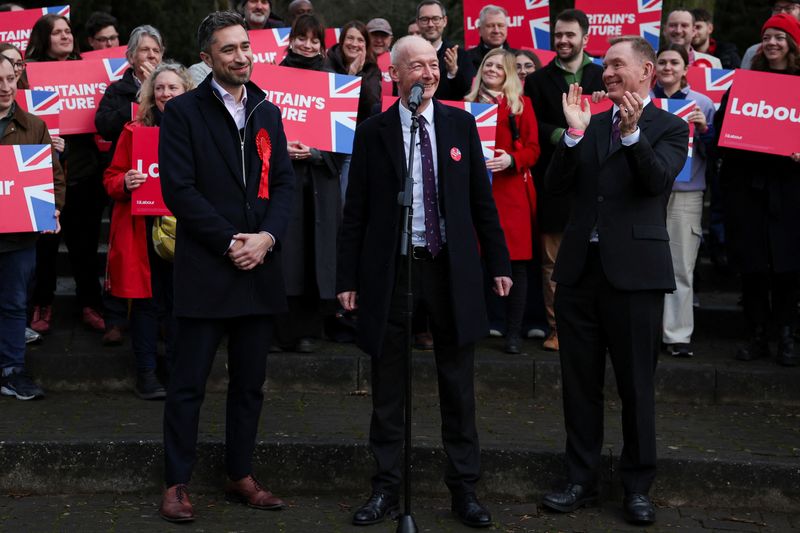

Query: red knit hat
<box><xmin>762</xmin><ymin>13</ymin><xmax>800</xmax><ymax>46</ymax></box>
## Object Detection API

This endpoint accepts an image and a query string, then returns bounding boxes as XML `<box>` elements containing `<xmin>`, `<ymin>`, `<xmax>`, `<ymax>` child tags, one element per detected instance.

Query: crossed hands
<box><xmin>228</xmin><ymin>232</ymin><xmax>274</xmax><ymax>270</ymax></box>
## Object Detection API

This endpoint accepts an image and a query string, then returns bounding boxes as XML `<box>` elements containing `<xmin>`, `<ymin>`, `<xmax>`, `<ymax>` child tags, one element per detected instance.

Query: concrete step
<box><xmin>26</xmin><ymin>294</ymin><xmax>800</xmax><ymax>406</ymax></box>
<box><xmin>0</xmin><ymin>391</ymin><xmax>797</xmax><ymax>512</ymax></box>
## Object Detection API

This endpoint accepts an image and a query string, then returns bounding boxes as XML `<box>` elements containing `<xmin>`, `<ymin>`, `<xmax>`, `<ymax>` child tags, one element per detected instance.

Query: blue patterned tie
<box><xmin>417</xmin><ymin>115</ymin><xmax>442</xmax><ymax>257</ymax></box>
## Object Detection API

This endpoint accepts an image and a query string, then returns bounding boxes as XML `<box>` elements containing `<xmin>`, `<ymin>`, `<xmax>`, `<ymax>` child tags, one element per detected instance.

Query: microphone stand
<box><xmin>395</xmin><ymin>104</ymin><xmax>419</xmax><ymax>533</ymax></box>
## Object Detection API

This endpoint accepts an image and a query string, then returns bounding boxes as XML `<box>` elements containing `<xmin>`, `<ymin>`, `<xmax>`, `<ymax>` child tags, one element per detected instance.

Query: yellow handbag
<box><xmin>152</xmin><ymin>216</ymin><xmax>176</xmax><ymax>262</ymax></box>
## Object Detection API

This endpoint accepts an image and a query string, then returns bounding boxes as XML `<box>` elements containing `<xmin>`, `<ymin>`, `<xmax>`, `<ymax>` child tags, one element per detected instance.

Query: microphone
<box><xmin>407</xmin><ymin>82</ymin><xmax>425</xmax><ymax>113</ymax></box>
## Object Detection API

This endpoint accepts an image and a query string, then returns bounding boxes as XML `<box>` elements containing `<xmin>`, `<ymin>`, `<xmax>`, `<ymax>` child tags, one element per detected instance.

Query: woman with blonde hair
<box><xmin>466</xmin><ymin>48</ymin><xmax>540</xmax><ymax>353</ymax></box>
<box><xmin>103</xmin><ymin>62</ymin><xmax>194</xmax><ymax>398</ymax></box>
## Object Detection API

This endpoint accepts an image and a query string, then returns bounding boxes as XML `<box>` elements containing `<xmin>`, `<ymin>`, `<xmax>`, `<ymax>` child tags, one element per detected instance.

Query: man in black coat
<box><xmin>337</xmin><ymin>35</ymin><xmax>511</xmax><ymax>529</ymax></box>
<box><xmin>523</xmin><ymin>9</ymin><xmax>604</xmax><ymax>352</ymax></box>
<box><xmin>540</xmin><ymin>36</ymin><xmax>688</xmax><ymax>526</ymax></box>
<box><xmin>415</xmin><ymin>0</ymin><xmax>475</xmax><ymax>101</ymax></box>
<box><xmin>157</xmin><ymin>12</ymin><xmax>294</xmax><ymax>523</ymax></box>
<box><xmin>464</xmin><ymin>4</ymin><xmax>516</xmax><ymax>72</ymax></box>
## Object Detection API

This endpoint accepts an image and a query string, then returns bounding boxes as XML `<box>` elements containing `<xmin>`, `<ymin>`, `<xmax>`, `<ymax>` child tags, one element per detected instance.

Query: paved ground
<box><xmin>1</xmin><ymin>493</ymin><xmax>797</xmax><ymax>532</ymax></box>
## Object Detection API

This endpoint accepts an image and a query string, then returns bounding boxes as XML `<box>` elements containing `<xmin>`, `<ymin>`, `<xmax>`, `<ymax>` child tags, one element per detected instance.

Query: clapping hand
<box><xmin>618</xmin><ymin>91</ymin><xmax>644</xmax><ymax>137</ymax></box>
<box><xmin>444</xmin><ymin>45</ymin><xmax>459</xmax><ymax>76</ymax></box>
<box><xmin>562</xmin><ymin>83</ymin><xmax>592</xmax><ymax>133</ymax></box>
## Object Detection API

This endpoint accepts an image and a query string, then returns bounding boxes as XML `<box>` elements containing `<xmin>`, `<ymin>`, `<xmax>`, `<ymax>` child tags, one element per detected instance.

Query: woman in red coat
<box><xmin>466</xmin><ymin>48</ymin><xmax>540</xmax><ymax>353</ymax></box>
<box><xmin>103</xmin><ymin>62</ymin><xmax>194</xmax><ymax>399</ymax></box>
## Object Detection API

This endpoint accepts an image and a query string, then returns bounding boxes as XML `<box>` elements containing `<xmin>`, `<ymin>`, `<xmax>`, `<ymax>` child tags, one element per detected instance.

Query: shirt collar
<box><xmin>211</xmin><ymin>77</ymin><xmax>248</xmax><ymax>107</ymax></box>
<box><xmin>398</xmin><ymin>98</ymin><xmax>435</xmax><ymax>128</ymax></box>
<box><xmin>0</xmin><ymin>101</ymin><xmax>16</xmax><ymax>122</ymax></box>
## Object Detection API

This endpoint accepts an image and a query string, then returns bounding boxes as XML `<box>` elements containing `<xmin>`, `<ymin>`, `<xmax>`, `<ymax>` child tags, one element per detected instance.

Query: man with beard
<box><xmin>237</xmin><ymin>0</ymin><xmax>284</xmax><ymax>29</ymax></box>
<box><xmin>523</xmin><ymin>8</ymin><xmax>604</xmax><ymax>352</ymax></box>
<box><xmin>690</xmin><ymin>8</ymin><xmax>740</xmax><ymax>69</ymax></box>
<box><xmin>663</xmin><ymin>8</ymin><xmax>722</xmax><ymax>68</ymax></box>
<box><xmin>157</xmin><ymin>11</ymin><xmax>294</xmax><ymax>523</ymax></box>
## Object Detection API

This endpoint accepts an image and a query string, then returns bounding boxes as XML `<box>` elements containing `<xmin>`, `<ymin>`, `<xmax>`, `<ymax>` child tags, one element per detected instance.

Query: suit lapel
<box><xmin>594</xmin><ymin>109</ymin><xmax>613</xmax><ymax>163</ymax></box>
<box><xmin>197</xmin><ymin>84</ymin><xmax>245</xmax><ymax>192</ymax></box>
<box><xmin>432</xmin><ymin>101</ymin><xmax>451</xmax><ymax>205</ymax></box>
<box><xmin>378</xmin><ymin>101</ymin><xmax>405</xmax><ymax>185</ymax></box>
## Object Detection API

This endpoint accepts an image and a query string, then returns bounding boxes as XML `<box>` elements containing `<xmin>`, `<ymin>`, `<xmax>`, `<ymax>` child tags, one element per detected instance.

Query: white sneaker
<box><xmin>489</xmin><ymin>329</ymin><xmax>503</xmax><ymax>337</ymax></box>
<box><xmin>526</xmin><ymin>328</ymin><xmax>546</xmax><ymax>339</ymax></box>
<box><xmin>25</xmin><ymin>327</ymin><xmax>42</xmax><ymax>344</ymax></box>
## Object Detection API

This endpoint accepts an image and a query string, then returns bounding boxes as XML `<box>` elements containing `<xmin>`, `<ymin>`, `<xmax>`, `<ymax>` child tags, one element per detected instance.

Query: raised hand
<box><xmin>562</xmin><ymin>82</ymin><xmax>591</xmax><ymax>132</ymax></box>
<box><xmin>444</xmin><ymin>45</ymin><xmax>459</xmax><ymax>76</ymax></box>
<box><xmin>618</xmin><ymin>91</ymin><xmax>644</xmax><ymax>137</ymax></box>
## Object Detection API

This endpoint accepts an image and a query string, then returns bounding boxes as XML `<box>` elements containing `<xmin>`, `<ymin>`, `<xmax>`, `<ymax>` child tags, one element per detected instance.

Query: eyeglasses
<box><xmin>12</xmin><ymin>61</ymin><xmax>25</xmax><ymax>71</ymax></box>
<box><xmin>417</xmin><ymin>16</ymin><xmax>444</xmax><ymax>25</ymax></box>
<box><xmin>92</xmin><ymin>35</ymin><xmax>119</xmax><ymax>44</ymax></box>
<box><xmin>772</xmin><ymin>4</ymin><xmax>800</xmax><ymax>14</ymax></box>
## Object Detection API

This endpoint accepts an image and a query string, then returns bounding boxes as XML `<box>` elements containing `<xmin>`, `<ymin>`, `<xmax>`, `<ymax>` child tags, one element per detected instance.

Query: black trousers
<box><xmin>33</xmin><ymin>180</ymin><xmax>105</xmax><ymax>308</ymax></box>
<box><xmin>554</xmin><ymin>245</ymin><xmax>664</xmax><ymax>495</ymax></box>
<box><xmin>163</xmin><ymin>315</ymin><xmax>273</xmax><ymax>485</ymax></box>
<box><xmin>370</xmin><ymin>249</ymin><xmax>480</xmax><ymax>497</ymax></box>
<box><xmin>741</xmin><ymin>271</ymin><xmax>798</xmax><ymax>327</ymax></box>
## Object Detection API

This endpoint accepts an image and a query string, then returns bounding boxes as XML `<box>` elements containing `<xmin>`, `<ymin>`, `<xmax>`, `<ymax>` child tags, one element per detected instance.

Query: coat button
<box><xmin>597</xmin><ymin>195</ymin><xmax>604</xmax><ymax>202</ymax></box>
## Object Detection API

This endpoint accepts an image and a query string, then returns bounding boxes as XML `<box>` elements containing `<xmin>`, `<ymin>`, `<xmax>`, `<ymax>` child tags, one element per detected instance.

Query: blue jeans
<box><xmin>0</xmin><ymin>246</ymin><xmax>36</xmax><ymax>371</ymax></box>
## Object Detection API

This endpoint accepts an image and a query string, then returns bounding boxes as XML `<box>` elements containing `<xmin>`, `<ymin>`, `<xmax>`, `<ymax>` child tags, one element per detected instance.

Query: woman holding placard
<box><xmin>25</xmin><ymin>14</ymin><xmax>105</xmax><ymax>335</ymax></box>
<box><xmin>651</xmin><ymin>44</ymin><xmax>715</xmax><ymax>359</ymax></box>
<box><xmin>715</xmin><ymin>13</ymin><xmax>800</xmax><ymax>367</ymax></box>
<box><xmin>103</xmin><ymin>62</ymin><xmax>194</xmax><ymax>399</ymax></box>
<box><xmin>465</xmin><ymin>48</ymin><xmax>540</xmax><ymax>354</ymax></box>
<box><xmin>273</xmin><ymin>14</ymin><xmax>344</xmax><ymax>352</ymax></box>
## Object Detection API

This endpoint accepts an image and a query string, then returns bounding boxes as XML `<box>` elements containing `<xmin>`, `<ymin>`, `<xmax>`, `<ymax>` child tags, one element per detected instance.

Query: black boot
<box><xmin>736</xmin><ymin>325</ymin><xmax>770</xmax><ymax>361</ymax></box>
<box><xmin>777</xmin><ymin>326</ymin><xmax>798</xmax><ymax>367</ymax></box>
<box><xmin>136</xmin><ymin>370</ymin><xmax>166</xmax><ymax>400</ymax></box>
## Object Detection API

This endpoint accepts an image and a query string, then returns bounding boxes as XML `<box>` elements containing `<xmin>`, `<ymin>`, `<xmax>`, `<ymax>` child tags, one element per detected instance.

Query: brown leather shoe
<box><xmin>543</xmin><ymin>332</ymin><xmax>559</xmax><ymax>352</ymax></box>
<box><xmin>159</xmin><ymin>484</ymin><xmax>194</xmax><ymax>522</ymax></box>
<box><xmin>226</xmin><ymin>474</ymin><xmax>285</xmax><ymax>510</ymax></box>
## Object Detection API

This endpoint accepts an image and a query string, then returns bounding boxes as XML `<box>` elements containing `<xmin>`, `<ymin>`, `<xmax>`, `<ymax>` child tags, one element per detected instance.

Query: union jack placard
<box><xmin>464</xmin><ymin>0</ymin><xmax>551</xmax><ymax>50</ymax></box>
<box><xmin>0</xmin><ymin>5</ymin><xmax>69</xmax><ymax>55</ymax></box>
<box><xmin>0</xmin><ymin>144</ymin><xmax>57</xmax><ymax>233</ymax></box>
<box><xmin>575</xmin><ymin>0</ymin><xmax>662</xmax><ymax>56</ymax></box>
<box><xmin>26</xmin><ymin>58</ymin><xmax>128</xmax><ymax>135</ymax></box>
<box><xmin>15</xmin><ymin>90</ymin><xmax>61</xmax><ymax>136</ymax></box>
<box><xmin>250</xmin><ymin>63</ymin><xmax>361</xmax><ymax>154</ymax></box>
<box><xmin>653</xmin><ymin>98</ymin><xmax>695</xmax><ymax>182</ymax></box>
<box><xmin>686</xmin><ymin>67</ymin><xmax>735</xmax><ymax>110</ymax></box>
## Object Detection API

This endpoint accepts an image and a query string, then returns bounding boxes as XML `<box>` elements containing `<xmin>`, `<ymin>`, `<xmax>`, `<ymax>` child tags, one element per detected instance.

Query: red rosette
<box><xmin>255</xmin><ymin>128</ymin><xmax>272</xmax><ymax>199</ymax></box>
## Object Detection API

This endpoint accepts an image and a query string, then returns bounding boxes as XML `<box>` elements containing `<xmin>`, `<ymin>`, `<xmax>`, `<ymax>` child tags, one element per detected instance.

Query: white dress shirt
<box><xmin>398</xmin><ymin>101</ymin><xmax>446</xmax><ymax>247</ymax></box>
<box><xmin>211</xmin><ymin>78</ymin><xmax>248</xmax><ymax>130</ymax></box>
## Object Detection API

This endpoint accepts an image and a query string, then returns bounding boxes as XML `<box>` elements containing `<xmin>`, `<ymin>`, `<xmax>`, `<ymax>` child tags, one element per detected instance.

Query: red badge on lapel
<box><xmin>450</xmin><ymin>147</ymin><xmax>462</xmax><ymax>161</ymax></box>
<box><xmin>255</xmin><ymin>128</ymin><xmax>272</xmax><ymax>199</ymax></box>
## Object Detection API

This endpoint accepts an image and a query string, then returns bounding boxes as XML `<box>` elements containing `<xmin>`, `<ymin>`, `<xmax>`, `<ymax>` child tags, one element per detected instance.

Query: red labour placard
<box><xmin>250</xmin><ymin>63</ymin><xmax>361</xmax><ymax>154</ymax></box>
<box><xmin>26</xmin><ymin>58</ymin><xmax>129</xmax><ymax>135</ymax></box>
<box><xmin>463</xmin><ymin>0</ymin><xmax>551</xmax><ymax>50</ymax></box>
<box><xmin>131</xmin><ymin>126</ymin><xmax>170</xmax><ymax>216</ymax></box>
<box><xmin>0</xmin><ymin>5</ymin><xmax>69</xmax><ymax>56</ymax></box>
<box><xmin>574</xmin><ymin>0</ymin><xmax>661</xmax><ymax>57</ymax></box>
<box><xmin>718</xmin><ymin>69</ymin><xmax>800</xmax><ymax>157</ymax></box>
<box><xmin>0</xmin><ymin>144</ymin><xmax>57</xmax><ymax>233</ymax></box>
<box><xmin>80</xmin><ymin>46</ymin><xmax>127</xmax><ymax>60</ymax></box>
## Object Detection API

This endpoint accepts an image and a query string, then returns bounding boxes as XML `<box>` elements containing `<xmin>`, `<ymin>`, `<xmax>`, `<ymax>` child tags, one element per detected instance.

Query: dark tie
<box><xmin>417</xmin><ymin>115</ymin><xmax>442</xmax><ymax>257</ymax></box>
<box><xmin>611</xmin><ymin>110</ymin><xmax>621</xmax><ymax>146</ymax></box>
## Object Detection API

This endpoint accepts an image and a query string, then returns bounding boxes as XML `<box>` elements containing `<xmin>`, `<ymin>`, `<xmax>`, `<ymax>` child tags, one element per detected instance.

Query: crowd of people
<box><xmin>0</xmin><ymin>0</ymin><xmax>798</xmax><ymax>528</ymax></box>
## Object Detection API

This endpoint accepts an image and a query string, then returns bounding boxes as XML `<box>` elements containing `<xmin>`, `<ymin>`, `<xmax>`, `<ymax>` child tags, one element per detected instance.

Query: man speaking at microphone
<box><xmin>337</xmin><ymin>36</ymin><xmax>511</xmax><ymax>528</ymax></box>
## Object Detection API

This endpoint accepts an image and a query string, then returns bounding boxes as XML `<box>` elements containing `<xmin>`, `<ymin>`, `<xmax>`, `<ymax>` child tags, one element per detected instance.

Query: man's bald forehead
<box><xmin>391</xmin><ymin>35</ymin><xmax>435</xmax><ymax>65</ymax></box>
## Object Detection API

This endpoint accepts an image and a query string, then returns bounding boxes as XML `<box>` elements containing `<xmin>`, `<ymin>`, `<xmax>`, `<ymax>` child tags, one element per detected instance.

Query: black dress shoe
<box><xmin>777</xmin><ymin>326</ymin><xmax>798</xmax><ymax>367</ymax></box>
<box><xmin>736</xmin><ymin>325</ymin><xmax>770</xmax><ymax>361</ymax></box>
<box><xmin>504</xmin><ymin>335</ymin><xmax>522</xmax><ymax>354</ymax></box>
<box><xmin>352</xmin><ymin>492</ymin><xmax>398</xmax><ymax>526</ymax></box>
<box><xmin>451</xmin><ymin>493</ymin><xmax>492</xmax><ymax>528</ymax></box>
<box><xmin>541</xmin><ymin>483</ymin><xmax>598</xmax><ymax>513</ymax></box>
<box><xmin>623</xmin><ymin>493</ymin><xmax>655</xmax><ymax>524</ymax></box>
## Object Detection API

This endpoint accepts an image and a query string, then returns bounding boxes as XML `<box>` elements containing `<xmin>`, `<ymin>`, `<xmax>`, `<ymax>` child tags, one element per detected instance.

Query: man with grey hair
<box><xmin>465</xmin><ymin>4</ymin><xmax>515</xmax><ymax>71</ymax></box>
<box><xmin>338</xmin><ymin>34</ymin><xmax>511</xmax><ymax>529</ymax></box>
<box><xmin>95</xmin><ymin>24</ymin><xmax>164</xmax><ymax>148</ymax></box>
<box><xmin>236</xmin><ymin>0</ymin><xmax>284</xmax><ymax>29</ymax></box>
<box><xmin>158</xmin><ymin>10</ymin><xmax>294</xmax><ymax>523</ymax></box>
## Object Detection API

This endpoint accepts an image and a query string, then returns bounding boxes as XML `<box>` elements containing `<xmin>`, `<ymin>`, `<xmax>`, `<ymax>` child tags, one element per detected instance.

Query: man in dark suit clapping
<box><xmin>337</xmin><ymin>35</ymin><xmax>511</xmax><ymax>529</ymax></box>
<box><xmin>157</xmin><ymin>11</ymin><xmax>294</xmax><ymax>523</ymax></box>
<box><xmin>540</xmin><ymin>36</ymin><xmax>688</xmax><ymax>525</ymax></box>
